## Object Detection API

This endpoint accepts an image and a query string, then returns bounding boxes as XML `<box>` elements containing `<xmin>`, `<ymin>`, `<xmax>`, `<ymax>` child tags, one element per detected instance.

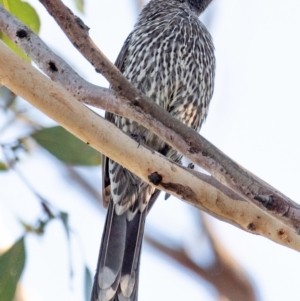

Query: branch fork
<box><xmin>0</xmin><ymin>2</ymin><xmax>300</xmax><ymax>252</ymax></box>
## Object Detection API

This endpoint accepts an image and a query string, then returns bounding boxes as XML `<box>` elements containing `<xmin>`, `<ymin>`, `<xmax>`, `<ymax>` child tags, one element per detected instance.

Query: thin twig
<box><xmin>145</xmin><ymin>214</ymin><xmax>257</xmax><ymax>301</ymax></box>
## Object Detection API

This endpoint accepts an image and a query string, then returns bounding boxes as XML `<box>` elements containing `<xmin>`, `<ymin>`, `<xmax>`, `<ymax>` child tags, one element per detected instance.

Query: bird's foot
<box><xmin>130</xmin><ymin>133</ymin><xmax>146</xmax><ymax>148</ymax></box>
<box><xmin>187</xmin><ymin>162</ymin><xmax>195</xmax><ymax>170</ymax></box>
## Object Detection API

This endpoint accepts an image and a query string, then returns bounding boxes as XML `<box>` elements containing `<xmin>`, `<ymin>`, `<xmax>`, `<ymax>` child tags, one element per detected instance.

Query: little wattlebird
<box><xmin>91</xmin><ymin>0</ymin><xmax>215</xmax><ymax>300</ymax></box>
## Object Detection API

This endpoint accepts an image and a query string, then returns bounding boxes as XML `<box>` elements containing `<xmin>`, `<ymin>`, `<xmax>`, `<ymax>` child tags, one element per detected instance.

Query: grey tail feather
<box><xmin>91</xmin><ymin>201</ymin><xmax>148</xmax><ymax>301</ymax></box>
<box><xmin>90</xmin><ymin>200</ymin><xmax>125</xmax><ymax>301</ymax></box>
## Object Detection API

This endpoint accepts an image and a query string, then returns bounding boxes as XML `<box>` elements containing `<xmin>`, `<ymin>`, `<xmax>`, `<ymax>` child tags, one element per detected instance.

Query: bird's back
<box><xmin>114</xmin><ymin>0</ymin><xmax>215</xmax><ymax>139</ymax></box>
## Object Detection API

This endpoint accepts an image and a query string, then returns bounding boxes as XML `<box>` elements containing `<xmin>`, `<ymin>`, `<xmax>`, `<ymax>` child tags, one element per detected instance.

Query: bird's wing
<box><xmin>102</xmin><ymin>32</ymin><xmax>133</xmax><ymax>208</ymax></box>
<box><xmin>115</xmin><ymin>32</ymin><xmax>133</xmax><ymax>73</ymax></box>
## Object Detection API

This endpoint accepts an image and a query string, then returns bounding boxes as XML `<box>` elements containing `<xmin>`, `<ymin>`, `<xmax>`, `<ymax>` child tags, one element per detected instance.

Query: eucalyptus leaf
<box><xmin>74</xmin><ymin>0</ymin><xmax>84</xmax><ymax>13</ymax></box>
<box><xmin>0</xmin><ymin>237</ymin><xmax>26</xmax><ymax>301</ymax></box>
<box><xmin>59</xmin><ymin>211</ymin><xmax>70</xmax><ymax>240</ymax></box>
<box><xmin>31</xmin><ymin>126</ymin><xmax>101</xmax><ymax>166</ymax></box>
<box><xmin>0</xmin><ymin>161</ymin><xmax>8</xmax><ymax>171</ymax></box>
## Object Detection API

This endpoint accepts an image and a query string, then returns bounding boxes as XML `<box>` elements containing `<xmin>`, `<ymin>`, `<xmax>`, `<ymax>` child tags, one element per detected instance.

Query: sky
<box><xmin>1</xmin><ymin>0</ymin><xmax>300</xmax><ymax>301</ymax></box>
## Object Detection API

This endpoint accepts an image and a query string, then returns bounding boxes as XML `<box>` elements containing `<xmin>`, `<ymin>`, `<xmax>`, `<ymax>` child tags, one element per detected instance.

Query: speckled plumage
<box><xmin>91</xmin><ymin>0</ymin><xmax>215</xmax><ymax>300</ymax></box>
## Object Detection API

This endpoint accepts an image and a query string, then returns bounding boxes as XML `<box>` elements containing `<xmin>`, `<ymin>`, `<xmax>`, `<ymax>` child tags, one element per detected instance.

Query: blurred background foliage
<box><xmin>0</xmin><ymin>1</ymin><xmax>99</xmax><ymax>300</ymax></box>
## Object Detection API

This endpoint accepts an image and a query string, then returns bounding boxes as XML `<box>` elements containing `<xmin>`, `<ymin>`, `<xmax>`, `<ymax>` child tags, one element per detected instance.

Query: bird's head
<box><xmin>186</xmin><ymin>0</ymin><xmax>213</xmax><ymax>15</ymax></box>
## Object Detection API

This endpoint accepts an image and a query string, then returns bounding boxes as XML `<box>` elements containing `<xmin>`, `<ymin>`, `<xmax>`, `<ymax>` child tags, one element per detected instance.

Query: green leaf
<box><xmin>20</xmin><ymin>220</ymin><xmax>35</xmax><ymax>233</ymax></box>
<box><xmin>20</xmin><ymin>219</ymin><xmax>48</xmax><ymax>235</ymax></box>
<box><xmin>0</xmin><ymin>237</ymin><xmax>26</xmax><ymax>301</ymax></box>
<box><xmin>59</xmin><ymin>211</ymin><xmax>70</xmax><ymax>240</ymax></box>
<box><xmin>0</xmin><ymin>34</ymin><xmax>30</xmax><ymax>62</ymax></box>
<box><xmin>74</xmin><ymin>0</ymin><xmax>84</xmax><ymax>13</ymax></box>
<box><xmin>0</xmin><ymin>0</ymin><xmax>40</xmax><ymax>33</ymax></box>
<box><xmin>31</xmin><ymin>126</ymin><xmax>101</xmax><ymax>165</ymax></box>
<box><xmin>34</xmin><ymin>219</ymin><xmax>47</xmax><ymax>235</ymax></box>
<box><xmin>58</xmin><ymin>211</ymin><xmax>74</xmax><ymax>278</ymax></box>
<box><xmin>0</xmin><ymin>0</ymin><xmax>41</xmax><ymax>61</ymax></box>
<box><xmin>0</xmin><ymin>161</ymin><xmax>8</xmax><ymax>171</ymax></box>
<box><xmin>84</xmin><ymin>266</ymin><xmax>92</xmax><ymax>301</ymax></box>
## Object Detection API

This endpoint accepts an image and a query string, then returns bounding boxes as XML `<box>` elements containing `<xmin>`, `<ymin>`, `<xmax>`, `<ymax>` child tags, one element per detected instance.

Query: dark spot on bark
<box><xmin>148</xmin><ymin>172</ymin><xmax>162</xmax><ymax>185</ymax></box>
<box><xmin>48</xmin><ymin>61</ymin><xmax>58</xmax><ymax>72</ymax></box>
<box><xmin>161</xmin><ymin>182</ymin><xmax>197</xmax><ymax>204</ymax></box>
<box><xmin>16</xmin><ymin>29</ymin><xmax>27</xmax><ymax>38</ymax></box>
<box><xmin>95</xmin><ymin>68</ymin><xmax>100</xmax><ymax>73</ymax></box>
<box><xmin>277</xmin><ymin>228</ymin><xmax>287</xmax><ymax>239</ymax></box>
<box><xmin>73</xmin><ymin>42</ymin><xmax>78</xmax><ymax>49</ymax></box>
<box><xmin>247</xmin><ymin>222</ymin><xmax>256</xmax><ymax>231</ymax></box>
<box><xmin>86</xmin><ymin>142</ymin><xmax>90</xmax><ymax>145</ymax></box>
<box><xmin>202</xmin><ymin>151</ymin><xmax>208</xmax><ymax>156</ymax></box>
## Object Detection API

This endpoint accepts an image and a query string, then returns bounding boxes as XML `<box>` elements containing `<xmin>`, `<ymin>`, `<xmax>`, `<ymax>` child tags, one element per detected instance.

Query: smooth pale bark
<box><xmin>0</xmin><ymin>40</ymin><xmax>299</xmax><ymax>252</ymax></box>
<box><xmin>1</xmin><ymin>2</ymin><xmax>299</xmax><ymax>232</ymax></box>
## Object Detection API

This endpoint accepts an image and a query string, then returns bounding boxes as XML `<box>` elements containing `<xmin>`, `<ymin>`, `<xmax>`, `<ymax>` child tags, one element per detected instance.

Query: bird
<box><xmin>91</xmin><ymin>0</ymin><xmax>215</xmax><ymax>300</ymax></box>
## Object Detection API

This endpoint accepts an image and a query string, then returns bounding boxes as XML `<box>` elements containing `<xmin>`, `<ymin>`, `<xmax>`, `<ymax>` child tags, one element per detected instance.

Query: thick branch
<box><xmin>0</xmin><ymin>40</ymin><xmax>299</xmax><ymax>252</ymax></box>
<box><xmin>15</xmin><ymin>1</ymin><xmax>300</xmax><ymax>231</ymax></box>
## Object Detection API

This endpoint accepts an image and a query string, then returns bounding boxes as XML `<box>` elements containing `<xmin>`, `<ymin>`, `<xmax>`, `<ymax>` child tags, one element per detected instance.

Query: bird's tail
<box><xmin>91</xmin><ymin>200</ymin><xmax>147</xmax><ymax>301</ymax></box>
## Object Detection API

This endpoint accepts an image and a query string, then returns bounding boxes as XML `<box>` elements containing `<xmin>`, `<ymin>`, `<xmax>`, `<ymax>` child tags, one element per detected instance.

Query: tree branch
<box><xmin>0</xmin><ymin>40</ymin><xmax>299</xmax><ymax>252</ymax></box>
<box><xmin>145</xmin><ymin>214</ymin><xmax>257</xmax><ymax>301</ymax></box>
<box><xmin>9</xmin><ymin>1</ymin><xmax>300</xmax><ymax>232</ymax></box>
<box><xmin>134</xmin><ymin>0</ymin><xmax>147</xmax><ymax>11</ymax></box>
